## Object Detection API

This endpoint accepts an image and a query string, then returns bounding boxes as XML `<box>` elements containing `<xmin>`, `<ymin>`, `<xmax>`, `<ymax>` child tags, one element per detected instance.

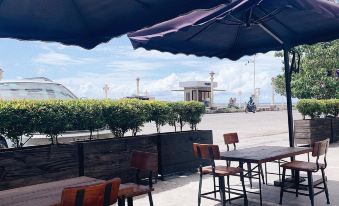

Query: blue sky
<box><xmin>0</xmin><ymin>35</ymin><xmax>286</xmax><ymax>104</ymax></box>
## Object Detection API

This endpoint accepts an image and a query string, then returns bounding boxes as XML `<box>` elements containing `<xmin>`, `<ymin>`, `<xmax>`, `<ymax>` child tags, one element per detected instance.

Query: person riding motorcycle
<box><xmin>245</xmin><ymin>97</ymin><xmax>256</xmax><ymax>113</ymax></box>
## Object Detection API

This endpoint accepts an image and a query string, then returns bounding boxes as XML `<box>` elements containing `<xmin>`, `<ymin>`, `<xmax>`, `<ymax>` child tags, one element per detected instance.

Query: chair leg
<box><xmin>227</xmin><ymin>175</ymin><xmax>231</xmax><ymax>203</ymax></box>
<box><xmin>321</xmin><ymin>169</ymin><xmax>330</xmax><ymax>204</ymax></box>
<box><xmin>198</xmin><ymin>173</ymin><xmax>202</xmax><ymax>206</ymax></box>
<box><xmin>247</xmin><ymin>162</ymin><xmax>253</xmax><ymax>188</ymax></box>
<box><xmin>127</xmin><ymin>197</ymin><xmax>133</xmax><ymax>206</ymax></box>
<box><xmin>295</xmin><ymin>170</ymin><xmax>300</xmax><ymax>197</ymax></box>
<box><xmin>259</xmin><ymin>164</ymin><xmax>265</xmax><ymax>185</ymax></box>
<box><xmin>118</xmin><ymin>198</ymin><xmax>126</xmax><ymax>206</ymax></box>
<box><xmin>279</xmin><ymin>168</ymin><xmax>286</xmax><ymax>205</ymax></box>
<box><xmin>307</xmin><ymin>171</ymin><xmax>315</xmax><ymax>206</ymax></box>
<box><xmin>240</xmin><ymin>171</ymin><xmax>248</xmax><ymax>206</ymax></box>
<box><xmin>213</xmin><ymin>176</ymin><xmax>217</xmax><ymax>198</ymax></box>
<box><xmin>148</xmin><ymin>192</ymin><xmax>154</xmax><ymax>206</ymax></box>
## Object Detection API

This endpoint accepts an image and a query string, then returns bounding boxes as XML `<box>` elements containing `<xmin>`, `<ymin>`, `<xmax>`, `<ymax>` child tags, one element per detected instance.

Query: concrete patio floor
<box><xmin>127</xmin><ymin>111</ymin><xmax>338</xmax><ymax>206</ymax></box>
<box><xmin>131</xmin><ymin>141</ymin><xmax>339</xmax><ymax>206</ymax></box>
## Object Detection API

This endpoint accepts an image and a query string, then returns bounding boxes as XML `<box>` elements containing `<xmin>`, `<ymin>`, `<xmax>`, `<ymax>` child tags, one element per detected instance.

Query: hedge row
<box><xmin>296</xmin><ymin>99</ymin><xmax>339</xmax><ymax>119</ymax></box>
<box><xmin>0</xmin><ymin>99</ymin><xmax>205</xmax><ymax>147</ymax></box>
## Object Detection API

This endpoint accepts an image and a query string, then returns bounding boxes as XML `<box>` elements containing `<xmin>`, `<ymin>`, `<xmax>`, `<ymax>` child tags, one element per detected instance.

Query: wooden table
<box><xmin>220</xmin><ymin>146</ymin><xmax>312</xmax><ymax>206</ymax></box>
<box><xmin>0</xmin><ymin>176</ymin><xmax>104</xmax><ymax>206</ymax></box>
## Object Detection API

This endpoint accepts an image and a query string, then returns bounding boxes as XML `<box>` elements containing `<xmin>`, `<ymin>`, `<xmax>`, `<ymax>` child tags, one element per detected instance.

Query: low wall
<box><xmin>0</xmin><ymin>130</ymin><xmax>212</xmax><ymax>191</ymax></box>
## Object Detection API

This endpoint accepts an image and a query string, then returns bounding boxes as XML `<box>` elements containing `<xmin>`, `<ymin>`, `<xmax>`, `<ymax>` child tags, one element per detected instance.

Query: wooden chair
<box><xmin>118</xmin><ymin>151</ymin><xmax>158</xmax><ymax>206</ymax></box>
<box><xmin>54</xmin><ymin>178</ymin><xmax>121</xmax><ymax>206</ymax></box>
<box><xmin>224</xmin><ymin>133</ymin><xmax>265</xmax><ymax>187</ymax></box>
<box><xmin>194</xmin><ymin>143</ymin><xmax>248</xmax><ymax>206</ymax></box>
<box><xmin>280</xmin><ymin>139</ymin><xmax>330</xmax><ymax>206</ymax></box>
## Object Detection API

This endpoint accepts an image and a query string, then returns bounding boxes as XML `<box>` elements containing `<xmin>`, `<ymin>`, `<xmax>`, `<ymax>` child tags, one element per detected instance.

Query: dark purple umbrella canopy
<box><xmin>129</xmin><ymin>0</ymin><xmax>339</xmax><ymax>148</ymax></box>
<box><xmin>129</xmin><ymin>0</ymin><xmax>339</xmax><ymax>60</ymax></box>
<box><xmin>0</xmin><ymin>0</ymin><xmax>229</xmax><ymax>49</ymax></box>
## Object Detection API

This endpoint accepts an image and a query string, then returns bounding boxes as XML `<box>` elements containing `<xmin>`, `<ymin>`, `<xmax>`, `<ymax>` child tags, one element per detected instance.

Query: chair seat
<box><xmin>118</xmin><ymin>183</ymin><xmax>153</xmax><ymax>198</ymax></box>
<box><xmin>281</xmin><ymin>161</ymin><xmax>325</xmax><ymax>172</ymax></box>
<box><xmin>202</xmin><ymin>166</ymin><xmax>243</xmax><ymax>176</ymax></box>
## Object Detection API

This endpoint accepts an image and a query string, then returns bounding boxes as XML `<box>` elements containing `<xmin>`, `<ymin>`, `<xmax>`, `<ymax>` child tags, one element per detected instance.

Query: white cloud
<box><xmin>33</xmin><ymin>52</ymin><xmax>96</xmax><ymax>66</ymax></box>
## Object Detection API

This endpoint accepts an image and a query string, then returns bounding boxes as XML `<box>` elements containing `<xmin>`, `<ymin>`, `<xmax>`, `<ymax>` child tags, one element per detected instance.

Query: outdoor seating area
<box><xmin>0</xmin><ymin>133</ymin><xmax>337</xmax><ymax>206</ymax></box>
<box><xmin>0</xmin><ymin>0</ymin><xmax>338</xmax><ymax>206</ymax></box>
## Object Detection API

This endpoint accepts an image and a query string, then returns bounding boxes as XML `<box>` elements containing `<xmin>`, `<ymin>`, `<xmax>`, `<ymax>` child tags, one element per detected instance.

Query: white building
<box><xmin>173</xmin><ymin>81</ymin><xmax>222</xmax><ymax>102</ymax></box>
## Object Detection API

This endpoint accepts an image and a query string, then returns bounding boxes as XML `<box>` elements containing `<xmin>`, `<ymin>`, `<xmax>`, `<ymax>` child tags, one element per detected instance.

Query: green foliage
<box><xmin>296</xmin><ymin>99</ymin><xmax>339</xmax><ymax>119</ymax></box>
<box><xmin>177</xmin><ymin>101</ymin><xmax>206</xmax><ymax>130</ymax></box>
<box><xmin>0</xmin><ymin>99</ymin><xmax>206</xmax><ymax>147</ymax></box>
<box><xmin>68</xmin><ymin>100</ymin><xmax>105</xmax><ymax>139</ymax></box>
<box><xmin>0</xmin><ymin>100</ymin><xmax>35</xmax><ymax>147</ymax></box>
<box><xmin>274</xmin><ymin>40</ymin><xmax>339</xmax><ymax>99</ymax></box>
<box><xmin>145</xmin><ymin>101</ymin><xmax>171</xmax><ymax>133</ymax></box>
<box><xmin>31</xmin><ymin>100</ymin><xmax>73</xmax><ymax>144</ymax></box>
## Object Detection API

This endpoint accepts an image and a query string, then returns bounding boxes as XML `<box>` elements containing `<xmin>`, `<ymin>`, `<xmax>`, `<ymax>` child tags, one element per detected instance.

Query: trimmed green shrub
<box><xmin>68</xmin><ymin>100</ymin><xmax>106</xmax><ymax>140</ymax></box>
<box><xmin>296</xmin><ymin>99</ymin><xmax>339</xmax><ymax>119</ymax></box>
<box><xmin>146</xmin><ymin>101</ymin><xmax>171</xmax><ymax>133</ymax></box>
<box><xmin>102</xmin><ymin>99</ymin><xmax>147</xmax><ymax>137</ymax></box>
<box><xmin>31</xmin><ymin>100</ymin><xmax>73</xmax><ymax>144</ymax></box>
<box><xmin>0</xmin><ymin>100</ymin><xmax>35</xmax><ymax>147</ymax></box>
<box><xmin>0</xmin><ymin>99</ymin><xmax>206</xmax><ymax>146</ymax></box>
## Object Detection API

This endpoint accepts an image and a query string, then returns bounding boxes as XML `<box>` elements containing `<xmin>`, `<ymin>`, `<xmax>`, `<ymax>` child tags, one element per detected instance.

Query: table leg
<box><xmin>218</xmin><ymin>176</ymin><xmax>226</xmax><ymax>206</ymax></box>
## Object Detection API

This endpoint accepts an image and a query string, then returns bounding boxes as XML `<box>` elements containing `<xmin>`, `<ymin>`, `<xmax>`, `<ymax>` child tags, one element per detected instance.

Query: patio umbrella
<box><xmin>129</xmin><ymin>0</ymin><xmax>339</xmax><ymax>147</ymax></box>
<box><xmin>0</xmin><ymin>0</ymin><xmax>229</xmax><ymax>49</ymax></box>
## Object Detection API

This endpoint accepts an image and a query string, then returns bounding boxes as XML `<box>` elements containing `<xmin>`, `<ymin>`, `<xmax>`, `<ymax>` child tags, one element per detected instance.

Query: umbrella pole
<box><xmin>283</xmin><ymin>46</ymin><xmax>294</xmax><ymax>148</ymax></box>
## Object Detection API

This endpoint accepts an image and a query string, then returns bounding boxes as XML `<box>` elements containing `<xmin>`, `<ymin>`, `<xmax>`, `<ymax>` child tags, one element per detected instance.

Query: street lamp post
<box><xmin>136</xmin><ymin>77</ymin><xmax>140</xmax><ymax>96</ymax></box>
<box><xmin>209</xmin><ymin>71</ymin><xmax>215</xmax><ymax>107</ymax></box>
<box><xmin>103</xmin><ymin>84</ymin><xmax>110</xmax><ymax>99</ymax></box>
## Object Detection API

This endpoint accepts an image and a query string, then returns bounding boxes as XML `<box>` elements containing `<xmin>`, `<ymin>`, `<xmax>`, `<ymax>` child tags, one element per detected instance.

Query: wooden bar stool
<box><xmin>194</xmin><ymin>143</ymin><xmax>248</xmax><ymax>206</ymax></box>
<box><xmin>224</xmin><ymin>133</ymin><xmax>265</xmax><ymax>187</ymax></box>
<box><xmin>53</xmin><ymin>178</ymin><xmax>121</xmax><ymax>206</ymax></box>
<box><xmin>118</xmin><ymin>151</ymin><xmax>157</xmax><ymax>206</ymax></box>
<box><xmin>280</xmin><ymin>139</ymin><xmax>330</xmax><ymax>206</ymax></box>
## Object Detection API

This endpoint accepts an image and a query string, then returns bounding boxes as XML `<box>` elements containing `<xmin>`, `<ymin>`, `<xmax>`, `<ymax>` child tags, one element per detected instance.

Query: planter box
<box><xmin>0</xmin><ymin>130</ymin><xmax>213</xmax><ymax>190</ymax></box>
<box><xmin>157</xmin><ymin>130</ymin><xmax>213</xmax><ymax>179</ymax></box>
<box><xmin>331</xmin><ymin>118</ymin><xmax>339</xmax><ymax>143</ymax></box>
<box><xmin>294</xmin><ymin>119</ymin><xmax>334</xmax><ymax>145</ymax></box>
<box><xmin>0</xmin><ymin>144</ymin><xmax>79</xmax><ymax>191</ymax></box>
<box><xmin>80</xmin><ymin>134</ymin><xmax>157</xmax><ymax>183</ymax></box>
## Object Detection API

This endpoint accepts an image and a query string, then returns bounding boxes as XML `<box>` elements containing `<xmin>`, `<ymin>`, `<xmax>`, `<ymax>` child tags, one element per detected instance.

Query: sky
<box><xmin>0</xmin><ymin>35</ymin><xmax>287</xmax><ymax>104</ymax></box>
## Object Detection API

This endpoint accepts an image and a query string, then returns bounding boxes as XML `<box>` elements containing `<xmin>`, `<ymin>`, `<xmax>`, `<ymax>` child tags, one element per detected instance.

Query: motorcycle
<box><xmin>245</xmin><ymin>102</ymin><xmax>256</xmax><ymax>113</ymax></box>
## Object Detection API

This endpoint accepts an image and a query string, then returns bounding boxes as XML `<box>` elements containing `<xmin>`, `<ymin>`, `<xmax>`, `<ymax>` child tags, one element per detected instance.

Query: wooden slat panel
<box><xmin>0</xmin><ymin>145</ymin><xmax>79</xmax><ymax>191</ymax></box>
<box><xmin>82</xmin><ymin>135</ymin><xmax>157</xmax><ymax>182</ymax></box>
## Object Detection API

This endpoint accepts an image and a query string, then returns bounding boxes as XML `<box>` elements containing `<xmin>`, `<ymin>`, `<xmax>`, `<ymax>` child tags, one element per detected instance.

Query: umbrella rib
<box><xmin>257</xmin><ymin>6</ymin><xmax>296</xmax><ymax>36</ymax></box>
<box><xmin>185</xmin><ymin>20</ymin><xmax>216</xmax><ymax>42</ymax></box>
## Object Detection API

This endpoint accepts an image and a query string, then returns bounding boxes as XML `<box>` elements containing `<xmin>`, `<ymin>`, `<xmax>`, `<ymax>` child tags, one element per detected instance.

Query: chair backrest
<box><xmin>195</xmin><ymin>144</ymin><xmax>221</xmax><ymax>160</ymax></box>
<box><xmin>312</xmin><ymin>139</ymin><xmax>329</xmax><ymax>157</ymax></box>
<box><xmin>131</xmin><ymin>151</ymin><xmax>158</xmax><ymax>172</ymax></box>
<box><xmin>223</xmin><ymin>133</ymin><xmax>239</xmax><ymax>151</ymax></box>
<box><xmin>59</xmin><ymin>178</ymin><xmax>121</xmax><ymax>206</ymax></box>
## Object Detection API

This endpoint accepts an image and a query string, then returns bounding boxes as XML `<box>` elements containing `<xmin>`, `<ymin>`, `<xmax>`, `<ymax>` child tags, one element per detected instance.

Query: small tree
<box><xmin>167</xmin><ymin>102</ymin><xmax>180</xmax><ymax>132</ymax></box>
<box><xmin>103</xmin><ymin>99</ymin><xmax>147</xmax><ymax>137</ymax></box>
<box><xmin>70</xmin><ymin>100</ymin><xmax>105</xmax><ymax>140</ymax></box>
<box><xmin>181</xmin><ymin>101</ymin><xmax>206</xmax><ymax>130</ymax></box>
<box><xmin>274</xmin><ymin>40</ymin><xmax>339</xmax><ymax>99</ymax></box>
<box><xmin>32</xmin><ymin>100</ymin><xmax>72</xmax><ymax>144</ymax></box>
<box><xmin>0</xmin><ymin>100</ymin><xmax>35</xmax><ymax>147</ymax></box>
<box><xmin>146</xmin><ymin>101</ymin><xmax>170</xmax><ymax>133</ymax></box>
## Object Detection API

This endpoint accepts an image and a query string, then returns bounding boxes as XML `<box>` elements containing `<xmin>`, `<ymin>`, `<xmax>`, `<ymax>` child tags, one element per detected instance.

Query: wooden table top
<box><xmin>0</xmin><ymin>176</ymin><xmax>104</xmax><ymax>206</ymax></box>
<box><xmin>220</xmin><ymin>146</ymin><xmax>312</xmax><ymax>164</ymax></box>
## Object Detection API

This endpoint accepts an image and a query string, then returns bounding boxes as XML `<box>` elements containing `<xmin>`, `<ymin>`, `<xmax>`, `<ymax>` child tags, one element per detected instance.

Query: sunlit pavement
<box><xmin>128</xmin><ymin>110</ymin><xmax>339</xmax><ymax>206</ymax></box>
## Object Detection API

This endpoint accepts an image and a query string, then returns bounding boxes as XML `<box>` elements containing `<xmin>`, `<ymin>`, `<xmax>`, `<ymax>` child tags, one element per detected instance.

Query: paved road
<box><xmin>140</xmin><ymin>110</ymin><xmax>302</xmax><ymax>148</ymax></box>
